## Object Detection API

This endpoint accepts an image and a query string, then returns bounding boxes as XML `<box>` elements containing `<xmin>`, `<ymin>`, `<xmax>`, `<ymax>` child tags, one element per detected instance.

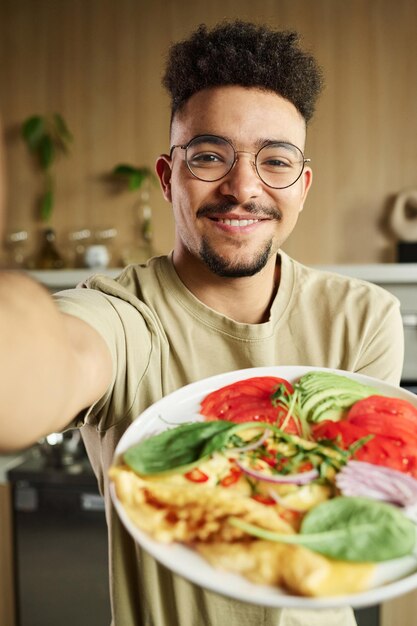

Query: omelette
<box><xmin>109</xmin><ymin>422</ymin><xmax>376</xmax><ymax>598</ymax></box>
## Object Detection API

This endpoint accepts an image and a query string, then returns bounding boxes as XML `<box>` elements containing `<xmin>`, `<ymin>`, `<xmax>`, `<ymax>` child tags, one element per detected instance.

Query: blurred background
<box><xmin>1</xmin><ymin>0</ymin><xmax>417</xmax><ymax>270</ymax></box>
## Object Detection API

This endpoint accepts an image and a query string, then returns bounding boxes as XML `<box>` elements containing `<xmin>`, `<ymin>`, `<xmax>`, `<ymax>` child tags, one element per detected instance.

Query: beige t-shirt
<box><xmin>55</xmin><ymin>251</ymin><xmax>404</xmax><ymax>626</ymax></box>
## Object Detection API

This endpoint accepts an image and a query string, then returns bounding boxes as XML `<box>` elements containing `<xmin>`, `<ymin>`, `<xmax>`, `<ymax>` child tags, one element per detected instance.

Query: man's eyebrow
<box><xmin>190</xmin><ymin>135</ymin><xmax>226</xmax><ymax>146</ymax></box>
<box><xmin>256</xmin><ymin>138</ymin><xmax>300</xmax><ymax>151</ymax></box>
<box><xmin>221</xmin><ymin>135</ymin><xmax>300</xmax><ymax>152</ymax></box>
<box><xmin>187</xmin><ymin>135</ymin><xmax>301</xmax><ymax>153</ymax></box>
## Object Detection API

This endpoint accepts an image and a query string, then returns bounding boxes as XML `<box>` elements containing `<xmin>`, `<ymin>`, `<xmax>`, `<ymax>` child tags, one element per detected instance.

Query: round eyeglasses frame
<box><xmin>169</xmin><ymin>134</ymin><xmax>311</xmax><ymax>190</ymax></box>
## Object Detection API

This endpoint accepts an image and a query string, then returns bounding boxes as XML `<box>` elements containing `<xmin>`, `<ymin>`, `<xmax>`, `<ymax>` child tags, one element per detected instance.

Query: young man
<box><xmin>0</xmin><ymin>21</ymin><xmax>403</xmax><ymax>626</ymax></box>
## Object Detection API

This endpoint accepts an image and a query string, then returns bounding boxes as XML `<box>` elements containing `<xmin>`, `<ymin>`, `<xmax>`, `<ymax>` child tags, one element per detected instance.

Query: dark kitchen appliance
<box><xmin>8</xmin><ymin>450</ymin><xmax>111</xmax><ymax>626</ymax></box>
<box><xmin>354</xmin><ymin>607</ymin><xmax>379</xmax><ymax>626</ymax></box>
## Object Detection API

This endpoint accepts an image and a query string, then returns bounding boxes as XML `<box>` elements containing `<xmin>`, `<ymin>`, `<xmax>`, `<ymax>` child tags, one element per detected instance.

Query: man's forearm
<box><xmin>0</xmin><ymin>272</ymin><xmax>111</xmax><ymax>451</ymax></box>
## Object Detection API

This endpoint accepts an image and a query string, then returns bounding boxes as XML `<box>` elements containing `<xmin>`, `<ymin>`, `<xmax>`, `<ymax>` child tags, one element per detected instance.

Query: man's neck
<box><xmin>172</xmin><ymin>250</ymin><xmax>281</xmax><ymax>324</ymax></box>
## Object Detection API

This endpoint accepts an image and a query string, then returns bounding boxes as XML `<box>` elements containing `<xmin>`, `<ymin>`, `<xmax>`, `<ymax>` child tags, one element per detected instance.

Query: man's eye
<box><xmin>190</xmin><ymin>152</ymin><xmax>224</xmax><ymax>166</ymax></box>
<box><xmin>261</xmin><ymin>158</ymin><xmax>292</xmax><ymax>169</ymax></box>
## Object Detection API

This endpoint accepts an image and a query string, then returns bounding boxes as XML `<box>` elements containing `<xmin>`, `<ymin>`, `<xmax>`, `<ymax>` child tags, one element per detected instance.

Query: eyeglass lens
<box><xmin>185</xmin><ymin>136</ymin><xmax>305</xmax><ymax>188</ymax></box>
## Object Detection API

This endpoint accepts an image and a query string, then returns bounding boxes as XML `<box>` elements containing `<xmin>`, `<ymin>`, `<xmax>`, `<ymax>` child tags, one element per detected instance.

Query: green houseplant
<box><xmin>111</xmin><ymin>163</ymin><xmax>157</xmax><ymax>264</ymax></box>
<box><xmin>112</xmin><ymin>163</ymin><xmax>155</xmax><ymax>193</ymax></box>
<box><xmin>112</xmin><ymin>163</ymin><xmax>157</xmax><ymax>241</ymax></box>
<box><xmin>21</xmin><ymin>113</ymin><xmax>73</xmax><ymax>222</ymax></box>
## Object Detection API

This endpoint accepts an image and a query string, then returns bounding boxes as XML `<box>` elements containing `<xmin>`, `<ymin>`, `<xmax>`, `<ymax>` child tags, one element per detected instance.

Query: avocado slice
<box><xmin>297</xmin><ymin>372</ymin><xmax>378</xmax><ymax>423</ymax></box>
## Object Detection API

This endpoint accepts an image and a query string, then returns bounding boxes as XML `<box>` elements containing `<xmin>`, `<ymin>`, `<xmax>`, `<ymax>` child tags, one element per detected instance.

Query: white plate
<box><xmin>110</xmin><ymin>366</ymin><xmax>417</xmax><ymax>609</ymax></box>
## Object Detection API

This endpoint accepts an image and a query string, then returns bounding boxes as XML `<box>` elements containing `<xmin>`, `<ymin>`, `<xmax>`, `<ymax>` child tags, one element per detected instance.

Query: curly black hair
<box><xmin>163</xmin><ymin>21</ymin><xmax>324</xmax><ymax>123</ymax></box>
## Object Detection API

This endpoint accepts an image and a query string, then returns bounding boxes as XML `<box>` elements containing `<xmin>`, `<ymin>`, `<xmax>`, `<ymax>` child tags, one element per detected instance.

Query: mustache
<box><xmin>196</xmin><ymin>201</ymin><xmax>282</xmax><ymax>221</ymax></box>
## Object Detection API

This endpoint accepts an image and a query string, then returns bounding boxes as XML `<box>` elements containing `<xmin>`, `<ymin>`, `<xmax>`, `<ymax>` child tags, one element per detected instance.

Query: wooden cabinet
<box><xmin>0</xmin><ymin>482</ymin><xmax>16</xmax><ymax>626</ymax></box>
<box><xmin>382</xmin><ymin>591</ymin><xmax>417</xmax><ymax>626</ymax></box>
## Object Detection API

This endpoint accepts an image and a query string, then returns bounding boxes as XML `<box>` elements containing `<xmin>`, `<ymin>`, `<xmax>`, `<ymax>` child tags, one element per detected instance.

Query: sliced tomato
<box><xmin>200</xmin><ymin>376</ymin><xmax>298</xmax><ymax>432</ymax></box>
<box><xmin>347</xmin><ymin>395</ymin><xmax>417</xmax><ymax>424</ymax></box>
<box><xmin>184</xmin><ymin>468</ymin><xmax>209</xmax><ymax>483</ymax></box>
<box><xmin>312</xmin><ymin>414</ymin><xmax>417</xmax><ymax>478</ymax></box>
<box><xmin>350</xmin><ymin>414</ymin><xmax>417</xmax><ymax>442</ymax></box>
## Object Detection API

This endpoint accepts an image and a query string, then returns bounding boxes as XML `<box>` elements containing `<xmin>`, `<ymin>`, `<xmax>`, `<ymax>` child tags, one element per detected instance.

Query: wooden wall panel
<box><xmin>0</xmin><ymin>0</ymin><xmax>416</xmax><ymax>268</ymax></box>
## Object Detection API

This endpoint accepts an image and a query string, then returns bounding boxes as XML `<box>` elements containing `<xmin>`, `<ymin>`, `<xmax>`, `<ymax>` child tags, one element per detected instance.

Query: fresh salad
<box><xmin>121</xmin><ymin>371</ymin><xmax>417</xmax><ymax>567</ymax></box>
<box><xmin>200</xmin><ymin>371</ymin><xmax>417</xmax><ymax>478</ymax></box>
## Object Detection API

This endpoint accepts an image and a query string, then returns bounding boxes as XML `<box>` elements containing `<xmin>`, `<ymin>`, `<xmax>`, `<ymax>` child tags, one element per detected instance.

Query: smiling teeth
<box><xmin>219</xmin><ymin>219</ymin><xmax>259</xmax><ymax>226</ymax></box>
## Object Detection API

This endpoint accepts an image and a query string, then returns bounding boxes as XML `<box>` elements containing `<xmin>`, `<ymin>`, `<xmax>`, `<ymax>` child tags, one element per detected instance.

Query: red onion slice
<box><xmin>336</xmin><ymin>460</ymin><xmax>417</xmax><ymax>507</ymax></box>
<box><xmin>235</xmin><ymin>460</ymin><xmax>319</xmax><ymax>485</ymax></box>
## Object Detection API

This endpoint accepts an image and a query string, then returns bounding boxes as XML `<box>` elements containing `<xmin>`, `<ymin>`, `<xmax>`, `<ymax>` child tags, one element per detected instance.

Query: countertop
<box><xmin>315</xmin><ymin>263</ymin><xmax>417</xmax><ymax>284</ymax></box>
<box><xmin>23</xmin><ymin>263</ymin><xmax>417</xmax><ymax>291</ymax></box>
<box><xmin>0</xmin><ymin>454</ymin><xmax>25</xmax><ymax>483</ymax></box>
<box><xmin>26</xmin><ymin>268</ymin><xmax>121</xmax><ymax>290</ymax></box>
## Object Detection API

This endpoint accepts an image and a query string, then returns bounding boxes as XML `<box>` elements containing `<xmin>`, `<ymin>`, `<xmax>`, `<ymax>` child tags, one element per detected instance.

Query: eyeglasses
<box><xmin>169</xmin><ymin>134</ymin><xmax>310</xmax><ymax>189</ymax></box>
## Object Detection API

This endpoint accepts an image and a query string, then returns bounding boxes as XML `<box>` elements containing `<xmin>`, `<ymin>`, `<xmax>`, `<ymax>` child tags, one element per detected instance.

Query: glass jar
<box><xmin>121</xmin><ymin>198</ymin><xmax>155</xmax><ymax>266</ymax></box>
<box><xmin>67</xmin><ymin>228</ymin><xmax>92</xmax><ymax>267</ymax></box>
<box><xmin>35</xmin><ymin>228</ymin><xmax>66</xmax><ymax>269</ymax></box>
<box><xmin>4</xmin><ymin>230</ymin><xmax>29</xmax><ymax>268</ymax></box>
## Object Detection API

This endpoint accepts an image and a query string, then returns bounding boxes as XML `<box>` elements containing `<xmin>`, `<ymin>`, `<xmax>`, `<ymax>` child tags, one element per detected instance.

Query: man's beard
<box><xmin>199</xmin><ymin>237</ymin><xmax>273</xmax><ymax>277</ymax></box>
<box><xmin>196</xmin><ymin>200</ymin><xmax>280</xmax><ymax>278</ymax></box>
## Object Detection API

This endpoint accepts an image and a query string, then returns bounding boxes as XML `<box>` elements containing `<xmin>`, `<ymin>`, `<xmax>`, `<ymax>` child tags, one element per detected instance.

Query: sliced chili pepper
<box><xmin>260</xmin><ymin>455</ymin><xmax>277</xmax><ymax>468</ymax></box>
<box><xmin>251</xmin><ymin>494</ymin><xmax>276</xmax><ymax>505</ymax></box>
<box><xmin>220</xmin><ymin>467</ymin><xmax>242</xmax><ymax>487</ymax></box>
<box><xmin>297</xmin><ymin>461</ymin><xmax>314</xmax><ymax>473</ymax></box>
<box><xmin>184</xmin><ymin>468</ymin><xmax>209</xmax><ymax>483</ymax></box>
<box><xmin>278</xmin><ymin>508</ymin><xmax>303</xmax><ymax>525</ymax></box>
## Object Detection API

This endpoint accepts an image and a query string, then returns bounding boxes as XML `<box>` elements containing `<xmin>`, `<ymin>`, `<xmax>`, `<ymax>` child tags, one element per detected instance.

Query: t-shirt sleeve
<box><xmin>351</xmin><ymin>289</ymin><xmax>404</xmax><ymax>385</ymax></box>
<box><xmin>53</xmin><ymin>286</ymin><xmax>152</xmax><ymax>430</ymax></box>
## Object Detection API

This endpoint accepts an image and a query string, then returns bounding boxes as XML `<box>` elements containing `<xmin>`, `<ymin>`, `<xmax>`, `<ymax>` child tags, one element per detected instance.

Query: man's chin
<box><xmin>199</xmin><ymin>240</ymin><xmax>273</xmax><ymax>278</ymax></box>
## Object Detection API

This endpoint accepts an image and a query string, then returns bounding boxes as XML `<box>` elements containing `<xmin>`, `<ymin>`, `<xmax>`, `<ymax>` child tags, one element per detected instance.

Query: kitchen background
<box><xmin>0</xmin><ymin>1</ymin><xmax>417</xmax><ymax>626</ymax></box>
<box><xmin>1</xmin><ymin>0</ymin><xmax>417</xmax><ymax>269</ymax></box>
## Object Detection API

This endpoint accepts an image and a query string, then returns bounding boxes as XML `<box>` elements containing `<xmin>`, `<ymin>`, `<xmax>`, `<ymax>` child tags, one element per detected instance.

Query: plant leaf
<box><xmin>53</xmin><ymin>113</ymin><xmax>73</xmax><ymax>144</ymax></box>
<box><xmin>52</xmin><ymin>114</ymin><xmax>73</xmax><ymax>156</ymax></box>
<box><xmin>112</xmin><ymin>164</ymin><xmax>155</xmax><ymax>190</ymax></box>
<box><xmin>40</xmin><ymin>188</ymin><xmax>54</xmax><ymax>222</ymax></box>
<box><xmin>21</xmin><ymin>116</ymin><xmax>45</xmax><ymax>150</ymax></box>
<box><xmin>128</xmin><ymin>170</ymin><xmax>146</xmax><ymax>190</ymax></box>
<box><xmin>113</xmin><ymin>164</ymin><xmax>138</xmax><ymax>176</ymax></box>
<box><xmin>39</xmin><ymin>135</ymin><xmax>54</xmax><ymax>169</ymax></box>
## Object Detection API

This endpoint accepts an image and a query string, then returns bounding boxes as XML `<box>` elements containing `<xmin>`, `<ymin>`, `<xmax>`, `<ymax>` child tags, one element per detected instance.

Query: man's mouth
<box><xmin>196</xmin><ymin>201</ymin><xmax>282</xmax><ymax>222</ymax></box>
<box><xmin>212</xmin><ymin>218</ymin><xmax>261</xmax><ymax>226</ymax></box>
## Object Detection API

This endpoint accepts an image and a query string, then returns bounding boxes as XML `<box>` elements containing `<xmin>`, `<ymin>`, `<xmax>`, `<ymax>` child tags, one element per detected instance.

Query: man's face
<box><xmin>156</xmin><ymin>85</ymin><xmax>312</xmax><ymax>278</ymax></box>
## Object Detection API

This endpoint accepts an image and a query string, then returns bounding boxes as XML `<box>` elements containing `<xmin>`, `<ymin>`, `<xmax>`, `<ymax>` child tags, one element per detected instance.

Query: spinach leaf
<box><xmin>300</xmin><ymin>496</ymin><xmax>416</xmax><ymax>561</ymax></box>
<box><xmin>230</xmin><ymin>496</ymin><xmax>416</xmax><ymax>562</ymax></box>
<box><xmin>123</xmin><ymin>420</ymin><xmax>234</xmax><ymax>475</ymax></box>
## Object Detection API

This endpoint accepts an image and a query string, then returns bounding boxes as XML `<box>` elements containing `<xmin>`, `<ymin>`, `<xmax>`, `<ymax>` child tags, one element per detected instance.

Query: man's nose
<box><xmin>218</xmin><ymin>153</ymin><xmax>263</xmax><ymax>203</ymax></box>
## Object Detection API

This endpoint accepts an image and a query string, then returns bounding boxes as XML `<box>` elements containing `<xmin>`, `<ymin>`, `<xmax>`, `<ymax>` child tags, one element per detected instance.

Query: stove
<box><xmin>8</xmin><ymin>450</ymin><xmax>111</xmax><ymax>626</ymax></box>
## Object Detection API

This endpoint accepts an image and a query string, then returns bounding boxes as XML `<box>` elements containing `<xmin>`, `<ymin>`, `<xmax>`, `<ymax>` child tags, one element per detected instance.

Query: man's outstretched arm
<box><xmin>0</xmin><ymin>272</ymin><xmax>112</xmax><ymax>451</ymax></box>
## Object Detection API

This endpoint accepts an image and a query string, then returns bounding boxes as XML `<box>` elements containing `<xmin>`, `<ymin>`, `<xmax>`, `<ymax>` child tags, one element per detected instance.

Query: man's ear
<box><xmin>155</xmin><ymin>154</ymin><xmax>172</xmax><ymax>203</ymax></box>
<box><xmin>298</xmin><ymin>166</ymin><xmax>313</xmax><ymax>213</ymax></box>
